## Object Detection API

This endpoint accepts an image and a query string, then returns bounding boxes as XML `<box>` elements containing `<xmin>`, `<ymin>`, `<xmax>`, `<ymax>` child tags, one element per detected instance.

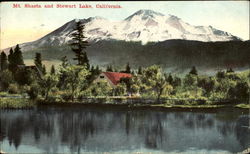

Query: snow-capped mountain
<box><xmin>20</xmin><ymin>9</ymin><xmax>241</xmax><ymax>50</ymax></box>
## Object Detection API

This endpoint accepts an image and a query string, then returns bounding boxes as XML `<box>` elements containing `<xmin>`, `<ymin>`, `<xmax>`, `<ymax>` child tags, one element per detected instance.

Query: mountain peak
<box><xmin>168</xmin><ymin>15</ymin><xmax>181</xmax><ymax>21</ymax></box>
<box><xmin>90</xmin><ymin>16</ymin><xmax>106</xmax><ymax>20</ymax></box>
<box><xmin>125</xmin><ymin>9</ymin><xmax>164</xmax><ymax>21</ymax></box>
<box><xmin>134</xmin><ymin>9</ymin><xmax>164</xmax><ymax>16</ymax></box>
<box><xmin>83</xmin><ymin>16</ymin><xmax>106</xmax><ymax>23</ymax></box>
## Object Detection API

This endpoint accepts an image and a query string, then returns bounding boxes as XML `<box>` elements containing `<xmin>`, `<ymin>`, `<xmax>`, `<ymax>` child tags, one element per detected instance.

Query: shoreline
<box><xmin>38</xmin><ymin>101</ymin><xmax>250</xmax><ymax>111</ymax></box>
<box><xmin>0</xmin><ymin>97</ymin><xmax>249</xmax><ymax>111</ymax></box>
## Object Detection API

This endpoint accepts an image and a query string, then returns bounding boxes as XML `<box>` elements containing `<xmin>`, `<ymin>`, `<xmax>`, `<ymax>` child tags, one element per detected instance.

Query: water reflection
<box><xmin>0</xmin><ymin>107</ymin><xmax>249</xmax><ymax>153</ymax></box>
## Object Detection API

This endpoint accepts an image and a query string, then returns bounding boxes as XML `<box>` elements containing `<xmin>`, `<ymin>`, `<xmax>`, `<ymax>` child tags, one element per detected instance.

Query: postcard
<box><xmin>0</xmin><ymin>1</ymin><xmax>249</xmax><ymax>154</ymax></box>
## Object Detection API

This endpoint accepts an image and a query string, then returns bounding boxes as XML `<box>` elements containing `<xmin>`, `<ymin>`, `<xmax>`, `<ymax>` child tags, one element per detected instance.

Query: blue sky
<box><xmin>1</xmin><ymin>1</ymin><xmax>249</xmax><ymax>49</ymax></box>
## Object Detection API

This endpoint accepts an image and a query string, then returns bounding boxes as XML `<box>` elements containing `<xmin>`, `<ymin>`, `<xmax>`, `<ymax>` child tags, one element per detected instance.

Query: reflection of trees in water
<box><xmin>28</xmin><ymin>111</ymin><xmax>55</xmax><ymax>143</ymax></box>
<box><xmin>173</xmin><ymin>112</ymin><xmax>215</xmax><ymax>130</ymax></box>
<box><xmin>235</xmin><ymin>116</ymin><xmax>250</xmax><ymax>149</ymax></box>
<box><xmin>1</xmin><ymin>114</ymin><xmax>20</xmax><ymax>149</ymax></box>
<box><xmin>125</xmin><ymin>112</ymin><xmax>130</xmax><ymax>135</ymax></box>
<box><xmin>144</xmin><ymin>113</ymin><xmax>164</xmax><ymax>149</ymax></box>
<box><xmin>0</xmin><ymin>117</ymin><xmax>7</xmax><ymax>141</ymax></box>
<box><xmin>215</xmin><ymin>109</ymin><xmax>243</xmax><ymax>122</ymax></box>
<box><xmin>58</xmin><ymin>109</ymin><xmax>167</xmax><ymax>151</ymax></box>
<box><xmin>0</xmin><ymin>108</ymin><xmax>249</xmax><ymax>153</ymax></box>
<box><xmin>127</xmin><ymin>111</ymin><xmax>165</xmax><ymax>151</ymax></box>
<box><xmin>123</xmin><ymin>111</ymin><xmax>166</xmax><ymax>149</ymax></box>
<box><xmin>1</xmin><ymin>110</ymin><xmax>56</xmax><ymax>149</ymax></box>
<box><xmin>196</xmin><ymin>114</ymin><xmax>214</xmax><ymax>129</ymax></box>
<box><xmin>7</xmin><ymin>117</ymin><xmax>24</xmax><ymax>149</ymax></box>
<box><xmin>217</xmin><ymin>122</ymin><xmax>234</xmax><ymax>137</ymax></box>
<box><xmin>58</xmin><ymin>110</ymin><xmax>98</xmax><ymax>152</ymax></box>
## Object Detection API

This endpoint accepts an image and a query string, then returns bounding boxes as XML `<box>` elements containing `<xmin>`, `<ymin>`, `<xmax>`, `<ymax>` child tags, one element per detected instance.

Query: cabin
<box><xmin>17</xmin><ymin>65</ymin><xmax>43</xmax><ymax>77</ymax></box>
<box><xmin>95</xmin><ymin>72</ymin><xmax>132</xmax><ymax>88</ymax></box>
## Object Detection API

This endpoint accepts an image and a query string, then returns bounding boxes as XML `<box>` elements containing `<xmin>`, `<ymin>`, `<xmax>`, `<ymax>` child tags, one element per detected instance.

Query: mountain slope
<box><xmin>19</xmin><ymin>9</ymin><xmax>241</xmax><ymax>51</ymax></box>
<box><xmin>22</xmin><ymin>40</ymin><xmax>250</xmax><ymax>74</ymax></box>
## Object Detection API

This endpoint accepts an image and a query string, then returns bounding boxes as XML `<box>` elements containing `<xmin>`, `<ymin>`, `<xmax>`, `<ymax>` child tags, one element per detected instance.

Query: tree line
<box><xmin>1</xmin><ymin>48</ymin><xmax>249</xmax><ymax>104</ymax></box>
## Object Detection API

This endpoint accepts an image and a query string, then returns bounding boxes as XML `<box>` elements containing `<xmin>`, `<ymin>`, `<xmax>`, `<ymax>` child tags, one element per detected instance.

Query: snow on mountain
<box><xmin>20</xmin><ymin>9</ymin><xmax>241</xmax><ymax>50</ymax></box>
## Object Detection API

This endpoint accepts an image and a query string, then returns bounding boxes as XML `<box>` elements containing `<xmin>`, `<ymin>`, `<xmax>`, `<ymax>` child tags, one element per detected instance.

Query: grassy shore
<box><xmin>0</xmin><ymin>92</ymin><xmax>22</xmax><ymax>97</ymax></box>
<box><xmin>0</xmin><ymin>98</ymin><xmax>36</xmax><ymax>109</ymax></box>
<box><xmin>235</xmin><ymin>103</ymin><xmax>250</xmax><ymax>109</ymax></box>
<box><xmin>0</xmin><ymin>97</ymin><xmax>249</xmax><ymax>109</ymax></box>
<box><xmin>150</xmin><ymin>104</ymin><xmax>227</xmax><ymax>109</ymax></box>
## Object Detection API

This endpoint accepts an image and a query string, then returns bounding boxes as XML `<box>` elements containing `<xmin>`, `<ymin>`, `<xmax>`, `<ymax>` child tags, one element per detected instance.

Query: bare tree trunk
<box><xmin>157</xmin><ymin>88</ymin><xmax>163</xmax><ymax>103</ymax></box>
<box><xmin>71</xmin><ymin>86</ymin><xmax>75</xmax><ymax>102</ymax></box>
<box><xmin>45</xmin><ymin>89</ymin><xmax>49</xmax><ymax>100</ymax></box>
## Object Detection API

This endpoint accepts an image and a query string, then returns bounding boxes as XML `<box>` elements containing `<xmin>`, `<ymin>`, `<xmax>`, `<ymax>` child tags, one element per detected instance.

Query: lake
<box><xmin>0</xmin><ymin>106</ymin><xmax>249</xmax><ymax>154</ymax></box>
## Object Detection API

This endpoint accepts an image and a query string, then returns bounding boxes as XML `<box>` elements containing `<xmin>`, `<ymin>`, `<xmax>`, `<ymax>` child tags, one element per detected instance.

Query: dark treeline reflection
<box><xmin>0</xmin><ymin>107</ymin><xmax>249</xmax><ymax>153</ymax></box>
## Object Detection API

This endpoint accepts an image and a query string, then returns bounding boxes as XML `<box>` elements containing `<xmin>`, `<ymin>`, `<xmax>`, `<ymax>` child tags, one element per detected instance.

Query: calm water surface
<box><xmin>0</xmin><ymin>106</ymin><xmax>249</xmax><ymax>154</ymax></box>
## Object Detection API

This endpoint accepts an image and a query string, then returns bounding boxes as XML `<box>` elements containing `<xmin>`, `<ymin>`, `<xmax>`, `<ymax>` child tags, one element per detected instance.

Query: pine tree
<box><xmin>226</xmin><ymin>68</ymin><xmax>234</xmax><ymax>73</ymax></box>
<box><xmin>83</xmin><ymin>51</ymin><xmax>90</xmax><ymax>69</ymax></box>
<box><xmin>216</xmin><ymin>70</ymin><xmax>226</xmax><ymax>79</ymax></box>
<box><xmin>69</xmin><ymin>21</ymin><xmax>89</xmax><ymax>67</ymax></box>
<box><xmin>173</xmin><ymin>76</ymin><xmax>182</xmax><ymax>87</ymax></box>
<box><xmin>95</xmin><ymin>65</ymin><xmax>101</xmax><ymax>74</ymax></box>
<box><xmin>189</xmin><ymin>66</ymin><xmax>198</xmax><ymax>75</ymax></box>
<box><xmin>13</xmin><ymin>44</ymin><xmax>24</xmax><ymax>65</ymax></box>
<box><xmin>109</xmin><ymin>65</ymin><xmax>113</xmax><ymax>72</ymax></box>
<box><xmin>125</xmin><ymin>63</ymin><xmax>131</xmax><ymax>73</ymax></box>
<box><xmin>34</xmin><ymin>53</ymin><xmax>43</xmax><ymax>72</ymax></box>
<box><xmin>0</xmin><ymin>52</ymin><xmax>8</xmax><ymax>71</ymax></box>
<box><xmin>167</xmin><ymin>73</ymin><xmax>174</xmax><ymax>85</ymax></box>
<box><xmin>138</xmin><ymin>66</ymin><xmax>142</xmax><ymax>75</ymax></box>
<box><xmin>106</xmin><ymin>65</ymin><xmax>110</xmax><ymax>72</ymax></box>
<box><xmin>90</xmin><ymin>65</ymin><xmax>95</xmax><ymax>73</ymax></box>
<box><xmin>58</xmin><ymin>56</ymin><xmax>69</xmax><ymax>89</ymax></box>
<box><xmin>61</xmin><ymin>56</ymin><xmax>69</xmax><ymax>68</ymax></box>
<box><xmin>50</xmin><ymin>65</ymin><xmax>56</xmax><ymax>75</ymax></box>
<box><xmin>8</xmin><ymin>48</ymin><xmax>14</xmax><ymax>61</ymax></box>
<box><xmin>87</xmin><ymin>65</ymin><xmax>96</xmax><ymax>84</ymax></box>
<box><xmin>8</xmin><ymin>48</ymin><xmax>15</xmax><ymax>72</ymax></box>
<box><xmin>106</xmin><ymin>65</ymin><xmax>113</xmax><ymax>72</ymax></box>
<box><xmin>42</xmin><ymin>65</ymin><xmax>46</xmax><ymax>75</ymax></box>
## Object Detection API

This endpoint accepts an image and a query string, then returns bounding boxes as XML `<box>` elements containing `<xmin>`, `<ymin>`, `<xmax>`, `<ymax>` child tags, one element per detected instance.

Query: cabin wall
<box><xmin>94</xmin><ymin>73</ymin><xmax>116</xmax><ymax>88</ymax></box>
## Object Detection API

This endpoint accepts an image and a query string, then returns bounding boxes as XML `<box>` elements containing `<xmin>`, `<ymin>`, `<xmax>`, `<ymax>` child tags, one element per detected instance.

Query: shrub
<box><xmin>196</xmin><ymin>97</ymin><xmax>208</xmax><ymax>105</ymax></box>
<box><xmin>8</xmin><ymin>83</ymin><xmax>19</xmax><ymax>94</ymax></box>
<box><xmin>45</xmin><ymin>96</ymin><xmax>57</xmax><ymax>102</ymax></box>
<box><xmin>19</xmin><ymin>85</ymin><xmax>30</xmax><ymax>94</ymax></box>
<box><xmin>27</xmin><ymin>83</ymin><xmax>40</xmax><ymax>100</ymax></box>
<box><xmin>140</xmin><ymin>91</ymin><xmax>157</xmax><ymax>99</ymax></box>
<box><xmin>50</xmin><ymin>87</ymin><xmax>59</xmax><ymax>95</ymax></box>
<box><xmin>60</xmin><ymin>92</ymin><xmax>72</xmax><ymax>102</ymax></box>
<box><xmin>89</xmin><ymin>81</ymin><xmax>112</xmax><ymax>97</ymax></box>
<box><xmin>0</xmin><ymin>70</ymin><xmax>13</xmax><ymax>91</ymax></box>
<box><xmin>39</xmin><ymin>74</ymin><xmax>58</xmax><ymax>100</ymax></box>
<box><xmin>184</xmin><ymin>74</ymin><xmax>198</xmax><ymax>88</ymax></box>
<box><xmin>78</xmin><ymin>90</ymin><xmax>92</xmax><ymax>99</ymax></box>
<box><xmin>114</xmin><ymin>83</ymin><xmax>127</xmax><ymax>96</ymax></box>
<box><xmin>209</xmin><ymin>92</ymin><xmax>226</xmax><ymax>100</ymax></box>
<box><xmin>174</xmin><ymin>100</ymin><xmax>185</xmax><ymax>105</ymax></box>
<box><xmin>227</xmin><ymin>81</ymin><xmax>249</xmax><ymax>102</ymax></box>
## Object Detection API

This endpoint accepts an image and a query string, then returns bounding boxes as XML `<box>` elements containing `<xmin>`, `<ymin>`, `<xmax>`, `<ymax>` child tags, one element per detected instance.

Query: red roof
<box><xmin>103</xmin><ymin>72</ymin><xmax>132</xmax><ymax>85</ymax></box>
